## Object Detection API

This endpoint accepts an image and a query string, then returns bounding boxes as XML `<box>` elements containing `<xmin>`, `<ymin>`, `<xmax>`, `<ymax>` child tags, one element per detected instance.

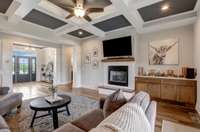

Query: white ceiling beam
<box><xmin>90</xmin><ymin>12</ymin><xmax>120</xmax><ymax>24</ymax></box>
<box><xmin>6</xmin><ymin>0</ymin><xmax>21</xmax><ymax>23</ymax></box>
<box><xmin>8</xmin><ymin>0</ymin><xmax>42</xmax><ymax>23</ymax></box>
<box><xmin>80</xmin><ymin>22</ymin><xmax>105</xmax><ymax>38</ymax></box>
<box><xmin>110</xmin><ymin>0</ymin><xmax>143</xmax><ymax>32</ymax></box>
<box><xmin>195</xmin><ymin>0</ymin><xmax>200</xmax><ymax>12</ymax></box>
<box><xmin>57</xmin><ymin>26</ymin><xmax>81</xmax><ymax>36</ymax></box>
<box><xmin>141</xmin><ymin>15</ymin><xmax>196</xmax><ymax>33</ymax></box>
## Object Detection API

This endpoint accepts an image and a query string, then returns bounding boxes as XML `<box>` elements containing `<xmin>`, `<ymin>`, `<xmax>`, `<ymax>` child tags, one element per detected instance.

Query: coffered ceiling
<box><xmin>0</xmin><ymin>0</ymin><xmax>199</xmax><ymax>42</ymax></box>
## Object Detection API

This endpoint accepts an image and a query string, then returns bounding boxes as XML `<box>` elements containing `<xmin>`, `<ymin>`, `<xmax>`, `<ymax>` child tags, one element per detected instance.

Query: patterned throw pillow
<box><xmin>103</xmin><ymin>89</ymin><xmax>127</xmax><ymax>118</ymax></box>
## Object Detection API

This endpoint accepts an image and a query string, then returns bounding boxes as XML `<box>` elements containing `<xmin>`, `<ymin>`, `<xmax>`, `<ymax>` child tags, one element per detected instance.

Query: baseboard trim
<box><xmin>57</xmin><ymin>81</ymin><xmax>72</xmax><ymax>86</ymax></box>
<box><xmin>79</xmin><ymin>85</ymin><xmax>98</xmax><ymax>90</ymax></box>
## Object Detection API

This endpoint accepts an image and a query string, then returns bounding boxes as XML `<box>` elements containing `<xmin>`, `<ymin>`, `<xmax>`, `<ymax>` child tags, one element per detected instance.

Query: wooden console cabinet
<box><xmin>135</xmin><ymin>76</ymin><xmax>197</xmax><ymax>108</ymax></box>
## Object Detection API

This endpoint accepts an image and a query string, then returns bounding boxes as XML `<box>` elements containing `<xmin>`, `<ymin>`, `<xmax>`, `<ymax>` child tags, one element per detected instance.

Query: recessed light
<box><xmin>78</xmin><ymin>31</ymin><xmax>83</xmax><ymax>35</ymax></box>
<box><xmin>161</xmin><ymin>5</ymin><xmax>169</xmax><ymax>11</ymax></box>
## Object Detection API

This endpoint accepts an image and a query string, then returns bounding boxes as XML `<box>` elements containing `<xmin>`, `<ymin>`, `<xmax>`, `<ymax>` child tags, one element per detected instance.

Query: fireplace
<box><xmin>108</xmin><ymin>66</ymin><xmax>128</xmax><ymax>86</ymax></box>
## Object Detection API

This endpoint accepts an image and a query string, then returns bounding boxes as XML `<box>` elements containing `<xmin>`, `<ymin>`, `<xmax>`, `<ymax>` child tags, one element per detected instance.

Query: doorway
<box><xmin>13</xmin><ymin>56</ymin><xmax>36</xmax><ymax>83</ymax></box>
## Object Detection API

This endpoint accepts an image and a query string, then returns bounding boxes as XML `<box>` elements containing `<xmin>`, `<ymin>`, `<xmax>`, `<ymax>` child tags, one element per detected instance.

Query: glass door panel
<box><xmin>16</xmin><ymin>57</ymin><xmax>30</xmax><ymax>82</ymax></box>
<box><xmin>31</xmin><ymin>57</ymin><xmax>36</xmax><ymax>81</ymax></box>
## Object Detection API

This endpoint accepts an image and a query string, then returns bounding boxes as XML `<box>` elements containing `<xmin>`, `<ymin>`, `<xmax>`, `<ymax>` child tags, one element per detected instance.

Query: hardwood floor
<box><xmin>13</xmin><ymin>82</ymin><xmax>200</xmax><ymax>132</ymax></box>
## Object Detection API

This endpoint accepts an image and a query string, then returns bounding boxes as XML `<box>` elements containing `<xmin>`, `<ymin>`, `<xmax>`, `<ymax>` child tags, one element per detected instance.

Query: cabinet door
<box><xmin>135</xmin><ymin>82</ymin><xmax>148</xmax><ymax>92</ymax></box>
<box><xmin>147</xmin><ymin>83</ymin><xmax>161</xmax><ymax>98</ymax></box>
<box><xmin>161</xmin><ymin>84</ymin><xmax>177</xmax><ymax>101</ymax></box>
<box><xmin>177</xmin><ymin>86</ymin><xmax>196</xmax><ymax>105</ymax></box>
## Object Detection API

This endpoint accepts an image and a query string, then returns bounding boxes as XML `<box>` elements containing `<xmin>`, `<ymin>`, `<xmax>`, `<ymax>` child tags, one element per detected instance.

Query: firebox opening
<box><xmin>108</xmin><ymin>66</ymin><xmax>128</xmax><ymax>86</ymax></box>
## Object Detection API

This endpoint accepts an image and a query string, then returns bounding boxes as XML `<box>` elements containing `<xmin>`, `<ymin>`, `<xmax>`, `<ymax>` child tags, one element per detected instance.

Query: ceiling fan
<box><xmin>48</xmin><ymin>0</ymin><xmax>111</xmax><ymax>22</ymax></box>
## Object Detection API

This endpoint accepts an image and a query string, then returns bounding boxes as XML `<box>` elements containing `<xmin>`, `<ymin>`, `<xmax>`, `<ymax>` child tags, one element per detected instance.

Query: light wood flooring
<box><xmin>13</xmin><ymin>82</ymin><xmax>200</xmax><ymax>132</ymax></box>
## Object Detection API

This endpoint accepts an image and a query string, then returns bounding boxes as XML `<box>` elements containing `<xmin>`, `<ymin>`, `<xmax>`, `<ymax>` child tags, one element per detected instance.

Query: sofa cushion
<box><xmin>0</xmin><ymin>116</ymin><xmax>9</xmax><ymax>129</ymax></box>
<box><xmin>129</xmin><ymin>91</ymin><xmax>150</xmax><ymax>112</ymax></box>
<box><xmin>72</xmin><ymin>109</ymin><xmax>104</xmax><ymax>131</ymax></box>
<box><xmin>90</xmin><ymin>103</ymin><xmax>151</xmax><ymax>132</ymax></box>
<box><xmin>0</xmin><ymin>93</ymin><xmax>22</xmax><ymax>115</ymax></box>
<box><xmin>54</xmin><ymin>123</ymin><xmax>85</xmax><ymax>132</ymax></box>
<box><xmin>103</xmin><ymin>89</ymin><xmax>127</xmax><ymax>118</ymax></box>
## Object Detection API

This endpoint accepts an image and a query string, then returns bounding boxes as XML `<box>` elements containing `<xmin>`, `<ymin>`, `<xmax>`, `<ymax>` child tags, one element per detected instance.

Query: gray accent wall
<box><xmin>138</xmin><ymin>0</ymin><xmax>197</xmax><ymax>22</ymax></box>
<box><xmin>68</xmin><ymin>29</ymin><xmax>93</xmax><ymax>38</ymax></box>
<box><xmin>23</xmin><ymin>9</ymin><xmax>67</xmax><ymax>29</ymax></box>
<box><xmin>93</xmin><ymin>15</ymin><xmax>131</xmax><ymax>32</ymax></box>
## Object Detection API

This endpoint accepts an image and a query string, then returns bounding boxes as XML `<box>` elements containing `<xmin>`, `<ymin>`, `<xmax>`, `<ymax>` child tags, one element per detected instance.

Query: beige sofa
<box><xmin>0</xmin><ymin>87</ymin><xmax>23</xmax><ymax>132</ymax></box>
<box><xmin>54</xmin><ymin>92</ymin><xmax>157</xmax><ymax>132</ymax></box>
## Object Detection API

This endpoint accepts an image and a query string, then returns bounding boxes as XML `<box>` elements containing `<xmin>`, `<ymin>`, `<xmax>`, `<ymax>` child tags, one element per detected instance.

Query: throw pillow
<box><xmin>129</xmin><ymin>91</ymin><xmax>150</xmax><ymax>112</ymax></box>
<box><xmin>103</xmin><ymin>89</ymin><xmax>127</xmax><ymax>118</ymax></box>
<box><xmin>0</xmin><ymin>87</ymin><xmax>9</xmax><ymax>95</ymax></box>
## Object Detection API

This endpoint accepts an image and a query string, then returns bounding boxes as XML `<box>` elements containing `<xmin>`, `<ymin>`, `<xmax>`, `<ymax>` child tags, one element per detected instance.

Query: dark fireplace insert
<box><xmin>108</xmin><ymin>66</ymin><xmax>128</xmax><ymax>86</ymax></box>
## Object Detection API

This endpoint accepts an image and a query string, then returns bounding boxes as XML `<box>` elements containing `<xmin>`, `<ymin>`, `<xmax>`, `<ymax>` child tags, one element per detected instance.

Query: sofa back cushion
<box><xmin>129</xmin><ymin>91</ymin><xmax>150</xmax><ymax>112</ymax></box>
<box><xmin>103</xmin><ymin>89</ymin><xmax>127</xmax><ymax>118</ymax></box>
<box><xmin>90</xmin><ymin>103</ymin><xmax>151</xmax><ymax>132</ymax></box>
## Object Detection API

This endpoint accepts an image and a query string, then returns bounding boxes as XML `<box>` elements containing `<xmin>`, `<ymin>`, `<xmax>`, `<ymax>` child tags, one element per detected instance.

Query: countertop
<box><xmin>136</xmin><ymin>75</ymin><xmax>197</xmax><ymax>81</ymax></box>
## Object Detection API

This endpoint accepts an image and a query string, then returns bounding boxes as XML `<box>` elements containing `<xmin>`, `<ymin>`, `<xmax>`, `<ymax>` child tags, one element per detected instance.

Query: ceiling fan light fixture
<box><xmin>74</xmin><ymin>7</ymin><xmax>85</xmax><ymax>17</ymax></box>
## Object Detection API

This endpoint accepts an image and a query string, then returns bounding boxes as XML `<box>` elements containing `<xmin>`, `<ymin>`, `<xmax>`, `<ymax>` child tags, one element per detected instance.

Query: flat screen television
<box><xmin>103</xmin><ymin>36</ymin><xmax>132</xmax><ymax>57</ymax></box>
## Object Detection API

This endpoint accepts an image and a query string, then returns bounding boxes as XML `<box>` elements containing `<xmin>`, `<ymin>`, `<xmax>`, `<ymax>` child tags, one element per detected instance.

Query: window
<box><xmin>32</xmin><ymin>58</ymin><xmax>36</xmax><ymax>74</ymax></box>
<box><xmin>19</xmin><ymin>58</ymin><xmax>29</xmax><ymax>74</ymax></box>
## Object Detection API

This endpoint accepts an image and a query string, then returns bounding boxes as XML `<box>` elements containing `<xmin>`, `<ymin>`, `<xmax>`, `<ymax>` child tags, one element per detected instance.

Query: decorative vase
<box><xmin>51</xmin><ymin>91</ymin><xmax>56</xmax><ymax>98</ymax></box>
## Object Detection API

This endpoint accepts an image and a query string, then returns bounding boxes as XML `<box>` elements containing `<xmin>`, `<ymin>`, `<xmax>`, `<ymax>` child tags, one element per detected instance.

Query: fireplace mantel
<box><xmin>101</xmin><ymin>57</ymin><xmax>135</xmax><ymax>63</ymax></box>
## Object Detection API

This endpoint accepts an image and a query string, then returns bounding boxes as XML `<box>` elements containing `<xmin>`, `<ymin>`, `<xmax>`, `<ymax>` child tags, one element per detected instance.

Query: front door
<box><xmin>13</xmin><ymin>56</ymin><xmax>36</xmax><ymax>83</ymax></box>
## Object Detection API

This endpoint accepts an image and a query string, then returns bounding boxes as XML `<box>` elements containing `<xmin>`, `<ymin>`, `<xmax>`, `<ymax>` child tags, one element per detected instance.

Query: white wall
<box><xmin>61</xmin><ymin>46</ymin><xmax>73</xmax><ymax>84</ymax></box>
<box><xmin>194</xmin><ymin>14</ymin><xmax>200</xmax><ymax>114</ymax></box>
<box><xmin>72</xmin><ymin>45</ymin><xmax>82</xmax><ymax>88</ymax></box>
<box><xmin>80</xmin><ymin>25</ymin><xmax>194</xmax><ymax>91</ymax></box>
<box><xmin>81</xmin><ymin>38</ymin><xmax>104</xmax><ymax>89</ymax></box>
<box><xmin>136</xmin><ymin>25</ymin><xmax>194</xmax><ymax>73</ymax></box>
<box><xmin>80</xmin><ymin>30</ymin><xmax>136</xmax><ymax>89</ymax></box>
<box><xmin>1</xmin><ymin>40</ymin><xmax>13</xmax><ymax>89</ymax></box>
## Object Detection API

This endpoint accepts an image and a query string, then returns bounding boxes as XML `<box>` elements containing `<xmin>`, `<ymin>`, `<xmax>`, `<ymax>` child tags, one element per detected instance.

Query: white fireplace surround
<box><xmin>103</xmin><ymin>62</ymin><xmax>135</xmax><ymax>90</ymax></box>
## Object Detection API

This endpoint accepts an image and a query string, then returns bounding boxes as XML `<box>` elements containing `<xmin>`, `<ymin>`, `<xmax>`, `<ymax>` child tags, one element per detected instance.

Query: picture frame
<box><xmin>92</xmin><ymin>48</ymin><xmax>98</xmax><ymax>57</ymax></box>
<box><xmin>85</xmin><ymin>52</ymin><xmax>91</xmax><ymax>64</ymax></box>
<box><xmin>149</xmin><ymin>38</ymin><xmax>179</xmax><ymax>65</ymax></box>
<box><xmin>92</xmin><ymin>59</ymin><xmax>99</xmax><ymax>69</ymax></box>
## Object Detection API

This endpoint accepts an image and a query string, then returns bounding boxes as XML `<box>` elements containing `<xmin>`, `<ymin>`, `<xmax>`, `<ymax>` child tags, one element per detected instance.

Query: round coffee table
<box><xmin>30</xmin><ymin>94</ymin><xmax>71</xmax><ymax>129</ymax></box>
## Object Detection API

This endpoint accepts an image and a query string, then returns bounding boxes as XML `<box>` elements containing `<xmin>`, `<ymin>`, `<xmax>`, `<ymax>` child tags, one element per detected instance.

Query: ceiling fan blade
<box><xmin>87</xmin><ymin>8</ymin><xmax>104</xmax><ymax>13</ymax></box>
<box><xmin>71</xmin><ymin>0</ymin><xmax>76</xmax><ymax>4</ymax></box>
<box><xmin>60</xmin><ymin>5</ymin><xmax>74</xmax><ymax>13</ymax></box>
<box><xmin>66</xmin><ymin>14</ymin><xmax>74</xmax><ymax>19</ymax></box>
<box><xmin>84</xmin><ymin>15</ymin><xmax>92</xmax><ymax>22</ymax></box>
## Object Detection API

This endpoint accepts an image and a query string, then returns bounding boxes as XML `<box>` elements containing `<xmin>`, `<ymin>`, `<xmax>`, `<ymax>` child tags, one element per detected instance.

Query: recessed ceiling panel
<box><xmin>68</xmin><ymin>29</ymin><xmax>93</xmax><ymax>38</ymax></box>
<box><xmin>0</xmin><ymin>0</ymin><xmax>13</xmax><ymax>13</ymax></box>
<box><xmin>23</xmin><ymin>9</ymin><xmax>67</xmax><ymax>29</ymax></box>
<box><xmin>93</xmin><ymin>15</ymin><xmax>131</xmax><ymax>32</ymax></box>
<box><xmin>138</xmin><ymin>0</ymin><xmax>197</xmax><ymax>22</ymax></box>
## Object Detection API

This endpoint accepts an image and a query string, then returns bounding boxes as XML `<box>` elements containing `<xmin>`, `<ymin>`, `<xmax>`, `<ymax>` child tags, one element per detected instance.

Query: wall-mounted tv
<box><xmin>103</xmin><ymin>36</ymin><xmax>132</xmax><ymax>57</ymax></box>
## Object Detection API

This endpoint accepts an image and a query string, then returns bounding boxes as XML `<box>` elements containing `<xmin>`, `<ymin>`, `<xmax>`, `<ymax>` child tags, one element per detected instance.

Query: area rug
<box><xmin>5</xmin><ymin>93</ymin><xmax>99</xmax><ymax>132</ymax></box>
<box><xmin>162</xmin><ymin>120</ymin><xmax>200</xmax><ymax>132</ymax></box>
